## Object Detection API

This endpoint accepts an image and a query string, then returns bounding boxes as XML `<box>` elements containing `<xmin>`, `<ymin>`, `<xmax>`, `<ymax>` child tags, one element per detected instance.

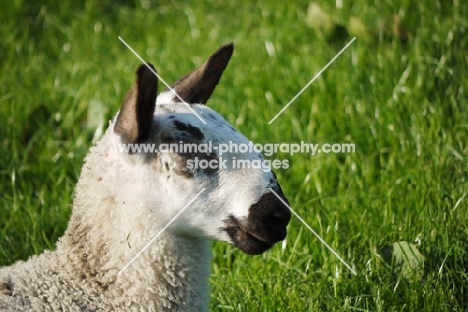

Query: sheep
<box><xmin>0</xmin><ymin>43</ymin><xmax>291</xmax><ymax>311</ymax></box>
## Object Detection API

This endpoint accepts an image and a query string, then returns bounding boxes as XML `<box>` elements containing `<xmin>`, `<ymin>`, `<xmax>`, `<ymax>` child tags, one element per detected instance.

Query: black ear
<box><xmin>114</xmin><ymin>64</ymin><xmax>158</xmax><ymax>144</ymax></box>
<box><xmin>169</xmin><ymin>43</ymin><xmax>234</xmax><ymax>105</ymax></box>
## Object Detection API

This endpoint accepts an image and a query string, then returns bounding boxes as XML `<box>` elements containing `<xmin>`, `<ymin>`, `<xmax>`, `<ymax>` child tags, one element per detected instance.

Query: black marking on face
<box><xmin>173</xmin><ymin>120</ymin><xmax>204</xmax><ymax>141</ymax></box>
<box><xmin>207</xmin><ymin>112</ymin><xmax>217</xmax><ymax>120</ymax></box>
<box><xmin>172</xmin><ymin>151</ymin><xmax>220</xmax><ymax>178</ymax></box>
<box><xmin>223</xmin><ymin>190</ymin><xmax>291</xmax><ymax>255</ymax></box>
<box><xmin>224</xmin><ymin>215</ymin><xmax>273</xmax><ymax>255</ymax></box>
<box><xmin>154</xmin><ymin>120</ymin><xmax>219</xmax><ymax>178</ymax></box>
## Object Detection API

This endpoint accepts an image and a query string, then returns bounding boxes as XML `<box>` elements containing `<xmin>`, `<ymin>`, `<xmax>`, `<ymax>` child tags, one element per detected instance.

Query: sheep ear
<box><xmin>114</xmin><ymin>63</ymin><xmax>158</xmax><ymax>144</ymax></box>
<box><xmin>169</xmin><ymin>43</ymin><xmax>233</xmax><ymax>105</ymax></box>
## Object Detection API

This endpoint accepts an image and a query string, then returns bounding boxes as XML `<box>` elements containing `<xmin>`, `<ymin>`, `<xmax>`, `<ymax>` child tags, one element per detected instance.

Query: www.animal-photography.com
<box><xmin>1</xmin><ymin>1</ymin><xmax>467</xmax><ymax>311</ymax></box>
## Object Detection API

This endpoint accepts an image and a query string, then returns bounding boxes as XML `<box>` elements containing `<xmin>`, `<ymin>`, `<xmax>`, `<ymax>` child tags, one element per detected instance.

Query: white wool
<box><xmin>0</xmin><ymin>123</ymin><xmax>211</xmax><ymax>311</ymax></box>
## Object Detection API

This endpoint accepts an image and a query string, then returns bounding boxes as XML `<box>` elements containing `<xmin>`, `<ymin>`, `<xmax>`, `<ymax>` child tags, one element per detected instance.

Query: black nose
<box><xmin>246</xmin><ymin>189</ymin><xmax>291</xmax><ymax>243</ymax></box>
<box><xmin>271</xmin><ymin>209</ymin><xmax>290</xmax><ymax>228</ymax></box>
<box><xmin>266</xmin><ymin>188</ymin><xmax>291</xmax><ymax>229</ymax></box>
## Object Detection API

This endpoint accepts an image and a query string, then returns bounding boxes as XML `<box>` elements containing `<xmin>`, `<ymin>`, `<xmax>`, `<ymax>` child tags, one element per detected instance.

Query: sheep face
<box><xmin>113</xmin><ymin>44</ymin><xmax>291</xmax><ymax>255</ymax></box>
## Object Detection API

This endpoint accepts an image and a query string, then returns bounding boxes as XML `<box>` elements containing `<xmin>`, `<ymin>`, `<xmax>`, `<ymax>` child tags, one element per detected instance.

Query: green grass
<box><xmin>1</xmin><ymin>0</ymin><xmax>467</xmax><ymax>310</ymax></box>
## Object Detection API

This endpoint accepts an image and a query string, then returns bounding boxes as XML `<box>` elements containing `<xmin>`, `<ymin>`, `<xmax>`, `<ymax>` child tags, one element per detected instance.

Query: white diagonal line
<box><xmin>117</xmin><ymin>188</ymin><xmax>206</xmax><ymax>277</ymax></box>
<box><xmin>268</xmin><ymin>37</ymin><xmax>356</xmax><ymax>124</ymax></box>
<box><xmin>118</xmin><ymin>36</ymin><xmax>207</xmax><ymax>125</ymax></box>
<box><xmin>269</xmin><ymin>188</ymin><xmax>357</xmax><ymax>275</ymax></box>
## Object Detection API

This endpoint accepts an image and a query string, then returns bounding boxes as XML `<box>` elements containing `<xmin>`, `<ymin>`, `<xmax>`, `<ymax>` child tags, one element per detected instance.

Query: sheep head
<box><xmin>112</xmin><ymin>43</ymin><xmax>291</xmax><ymax>255</ymax></box>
